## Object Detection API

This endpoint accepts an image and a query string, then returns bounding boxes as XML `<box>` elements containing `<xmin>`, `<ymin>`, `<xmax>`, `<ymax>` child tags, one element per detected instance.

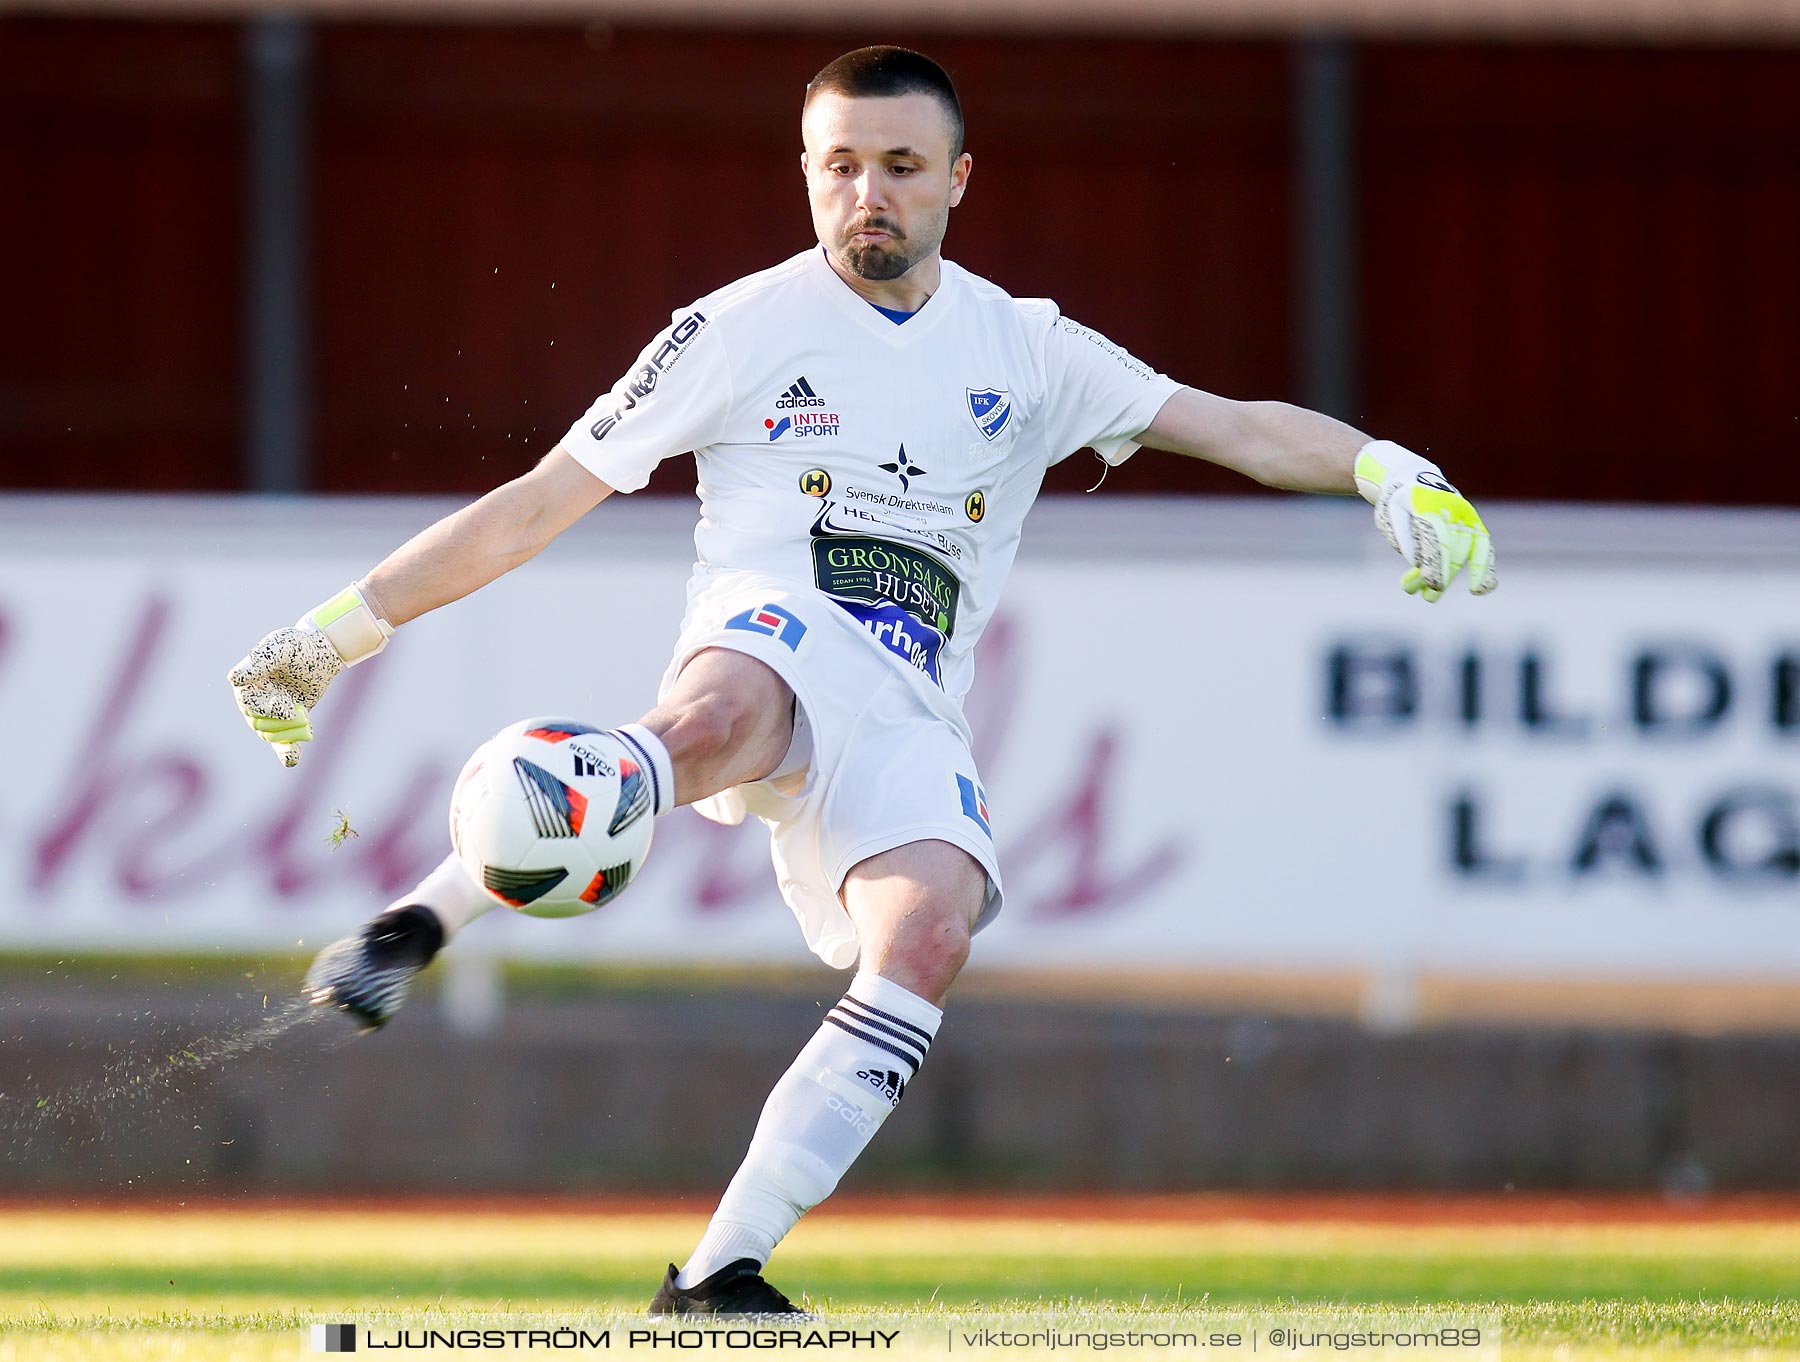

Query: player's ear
<box><xmin>800</xmin><ymin>150</ymin><xmax>811</xmax><ymax>179</ymax></box>
<box><xmin>948</xmin><ymin>152</ymin><xmax>972</xmax><ymax>208</ymax></box>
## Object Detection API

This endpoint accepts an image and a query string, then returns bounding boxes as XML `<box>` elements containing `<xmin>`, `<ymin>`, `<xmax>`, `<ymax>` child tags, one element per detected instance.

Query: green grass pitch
<box><xmin>0</xmin><ymin>1205</ymin><xmax>1796</xmax><ymax>1359</ymax></box>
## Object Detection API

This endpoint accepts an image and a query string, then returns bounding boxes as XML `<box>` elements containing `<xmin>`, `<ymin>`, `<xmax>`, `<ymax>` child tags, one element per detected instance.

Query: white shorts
<box><xmin>657</xmin><ymin>571</ymin><xmax>1002</xmax><ymax>970</ymax></box>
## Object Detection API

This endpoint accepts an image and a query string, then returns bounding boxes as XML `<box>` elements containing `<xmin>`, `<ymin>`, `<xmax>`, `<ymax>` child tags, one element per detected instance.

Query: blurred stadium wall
<box><xmin>1</xmin><ymin>1</ymin><xmax>1797</xmax><ymax>1193</ymax></box>
<box><xmin>3</xmin><ymin>6</ymin><xmax>1797</xmax><ymax>500</ymax></box>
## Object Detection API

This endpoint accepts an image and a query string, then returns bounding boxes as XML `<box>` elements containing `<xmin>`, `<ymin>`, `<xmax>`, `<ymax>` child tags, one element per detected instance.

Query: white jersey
<box><xmin>561</xmin><ymin>246</ymin><xmax>1180</xmax><ymax>710</ymax></box>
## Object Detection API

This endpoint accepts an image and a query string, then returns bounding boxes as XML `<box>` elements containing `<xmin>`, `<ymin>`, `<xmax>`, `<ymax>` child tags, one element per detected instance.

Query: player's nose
<box><xmin>853</xmin><ymin>171</ymin><xmax>888</xmax><ymax>211</ymax></box>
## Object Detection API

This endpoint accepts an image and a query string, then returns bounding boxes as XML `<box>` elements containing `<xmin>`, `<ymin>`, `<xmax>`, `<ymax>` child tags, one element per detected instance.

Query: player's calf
<box><xmin>672</xmin><ymin>970</ymin><xmax>943</xmax><ymax>1291</ymax></box>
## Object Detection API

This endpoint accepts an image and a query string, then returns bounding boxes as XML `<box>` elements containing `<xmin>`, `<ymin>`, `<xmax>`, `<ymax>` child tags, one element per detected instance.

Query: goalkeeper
<box><xmin>228</xmin><ymin>46</ymin><xmax>1496</xmax><ymax>1319</ymax></box>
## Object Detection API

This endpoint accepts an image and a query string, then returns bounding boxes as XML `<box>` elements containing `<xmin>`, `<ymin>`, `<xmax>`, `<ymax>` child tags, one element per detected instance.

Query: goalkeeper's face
<box><xmin>801</xmin><ymin>91</ymin><xmax>970</xmax><ymax>284</ymax></box>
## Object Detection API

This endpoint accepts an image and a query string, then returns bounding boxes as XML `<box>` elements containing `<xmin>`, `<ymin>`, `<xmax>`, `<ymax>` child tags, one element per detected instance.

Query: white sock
<box><xmin>676</xmin><ymin>972</ymin><xmax>942</xmax><ymax>1286</ymax></box>
<box><xmin>390</xmin><ymin>852</ymin><xmax>493</xmax><ymax>940</ymax></box>
<box><xmin>610</xmin><ymin>724</ymin><xmax>676</xmax><ymax>815</ymax></box>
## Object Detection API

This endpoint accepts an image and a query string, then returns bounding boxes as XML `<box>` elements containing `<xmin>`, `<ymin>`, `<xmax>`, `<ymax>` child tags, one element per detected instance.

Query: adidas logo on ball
<box><xmin>450</xmin><ymin>718</ymin><xmax>655</xmax><ymax>920</ymax></box>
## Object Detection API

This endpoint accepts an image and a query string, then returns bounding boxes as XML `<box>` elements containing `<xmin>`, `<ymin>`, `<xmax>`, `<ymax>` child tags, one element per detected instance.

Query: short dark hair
<box><xmin>804</xmin><ymin>46</ymin><xmax>965</xmax><ymax>159</ymax></box>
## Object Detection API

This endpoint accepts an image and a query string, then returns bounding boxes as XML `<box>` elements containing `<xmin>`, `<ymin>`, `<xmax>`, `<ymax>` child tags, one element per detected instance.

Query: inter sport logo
<box><xmin>766</xmin><ymin>410</ymin><xmax>840</xmax><ymax>442</ymax></box>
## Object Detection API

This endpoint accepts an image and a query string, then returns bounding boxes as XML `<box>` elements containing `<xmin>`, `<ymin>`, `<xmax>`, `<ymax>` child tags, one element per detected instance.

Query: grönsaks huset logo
<box><xmin>810</xmin><ymin>535</ymin><xmax>959</xmax><ymax>685</ymax></box>
<box><xmin>966</xmin><ymin>388</ymin><xmax>1013</xmax><ymax>441</ymax></box>
<box><xmin>811</xmin><ymin>538</ymin><xmax>959</xmax><ymax>639</ymax></box>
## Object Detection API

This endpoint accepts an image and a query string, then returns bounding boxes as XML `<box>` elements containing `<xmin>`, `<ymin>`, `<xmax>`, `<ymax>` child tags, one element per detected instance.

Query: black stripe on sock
<box><xmin>610</xmin><ymin>729</ymin><xmax>663</xmax><ymax>816</ymax></box>
<box><xmin>828</xmin><ymin>1006</ymin><xmax>926</xmax><ymax>1068</ymax></box>
<box><xmin>837</xmin><ymin>995</ymin><xmax>934</xmax><ymax>1046</ymax></box>
<box><xmin>824</xmin><ymin>1016</ymin><xmax>922</xmax><ymax>1075</ymax></box>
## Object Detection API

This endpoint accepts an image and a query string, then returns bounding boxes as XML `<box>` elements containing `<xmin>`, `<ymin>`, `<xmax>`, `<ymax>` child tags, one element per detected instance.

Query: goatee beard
<box><xmin>844</xmin><ymin>241</ymin><xmax>916</xmax><ymax>281</ymax></box>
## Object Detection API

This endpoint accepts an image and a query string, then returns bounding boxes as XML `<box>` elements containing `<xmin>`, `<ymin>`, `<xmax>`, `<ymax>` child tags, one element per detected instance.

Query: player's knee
<box><xmin>921</xmin><ymin>912</ymin><xmax>973</xmax><ymax>990</ymax></box>
<box><xmin>844</xmin><ymin>841</ymin><xmax>986</xmax><ymax>1002</ymax></box>
<box><xmin>876</xmin><ymin>905</ymin><xmax>972</xmax><ymax>1001</ymax></box>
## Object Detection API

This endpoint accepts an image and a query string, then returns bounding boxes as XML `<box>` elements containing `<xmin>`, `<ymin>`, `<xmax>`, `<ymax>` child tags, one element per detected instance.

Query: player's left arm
<box><xmin>1136</xmin><ymin>386</ymin><xmax>1362</xmax><ymax>494</ymax></box>
<box><xmin>1136</xmin><ymin>386</ymin><xmax>1498</xmax><ymax>601</ymax></box>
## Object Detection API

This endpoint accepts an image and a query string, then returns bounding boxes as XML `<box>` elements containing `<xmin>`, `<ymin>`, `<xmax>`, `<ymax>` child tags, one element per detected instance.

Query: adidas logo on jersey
<box><xmin>775</xmin><ymin>376</ymin><xmax>827</xmax><ymax>409</ymax></box>
<box><xmin>855</xmin><ymin>1067</ymin><xmax>907</xmax><ymax>1107</ymax></box>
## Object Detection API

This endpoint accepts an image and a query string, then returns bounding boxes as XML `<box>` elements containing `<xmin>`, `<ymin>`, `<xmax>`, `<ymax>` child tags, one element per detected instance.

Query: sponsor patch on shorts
<box><xmin>957</xmin><ymin>773</ymin><xmax>992</xmax><ymax>838</ymax></box>
<box><xmin>724</xmin><ymin>603</ymin><xmax>807</xmax><ymax>652</ymax></box>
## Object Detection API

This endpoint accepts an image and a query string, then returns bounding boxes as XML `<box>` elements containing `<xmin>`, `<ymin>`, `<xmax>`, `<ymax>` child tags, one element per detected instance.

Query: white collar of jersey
<box><xmin>806</xmin><ymin>245</ymin><xmax>961</xmax><ymax>348</ymax></box>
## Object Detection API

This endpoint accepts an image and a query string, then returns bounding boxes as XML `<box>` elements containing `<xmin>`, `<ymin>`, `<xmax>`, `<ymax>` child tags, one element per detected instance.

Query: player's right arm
<box><xmin>228</xmin><ymin>448</ymin><xmax>614</xmax><ymax>766</ymax></box>
<box><xmin>363</xmin><ymin>446</ymin><xmax>612</xmax><ymax>627</ymax></box>
<box><xmin>229</xmin><ymin>300</ymin><xmax>731</xmax><ymax>767</ymax></box>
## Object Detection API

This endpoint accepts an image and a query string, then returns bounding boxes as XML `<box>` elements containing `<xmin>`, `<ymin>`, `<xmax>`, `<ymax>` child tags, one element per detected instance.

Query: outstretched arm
<box><xmin>1136</xmin><ymin>385</ymin><xmax>1498</xmax><ymax>603</ymax></box>
<box><xmin>228</xmin><ymin>446</ymin><xmax>613</xmax><ymax>765</ymax></box>
<box><xmin>362</xmin><ymin>446</ymin><xmax>612</xmax><ymax>626</ymax></box>
<box><xmin>1135</xmin><ymin>387</ymin><xmax>1363</xmax><ymax>494</ymax></box>
<box><xmin>231</xmin><ymin>290</ymin><xmax>727</xmax><ymax>766</ymax></box>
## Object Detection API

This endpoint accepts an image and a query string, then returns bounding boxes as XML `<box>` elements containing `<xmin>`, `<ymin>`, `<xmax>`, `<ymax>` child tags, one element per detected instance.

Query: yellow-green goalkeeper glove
<box><xmin>1354</xmin><ymin>440</ymin><xmax>1498</xmax><ymax>603</ymax></box>
<box><xmin>227</xmin><ymin>583</ymin><xmax>393</xmax><ymax>767</ymax></box>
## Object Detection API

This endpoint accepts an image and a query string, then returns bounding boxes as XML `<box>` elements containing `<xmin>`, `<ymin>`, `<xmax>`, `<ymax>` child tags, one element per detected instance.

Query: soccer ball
<box><xmin>449</xmin><ymin>717</ymin><xmax>656</xmax><ymax>918</ymax></box>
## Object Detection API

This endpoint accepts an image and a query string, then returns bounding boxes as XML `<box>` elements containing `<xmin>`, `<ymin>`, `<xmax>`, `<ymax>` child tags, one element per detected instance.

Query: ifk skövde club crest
<box><xmin>966</xmin><ymin>388</ymin><xmax>1013</xmax><ymax>442</ymax></box>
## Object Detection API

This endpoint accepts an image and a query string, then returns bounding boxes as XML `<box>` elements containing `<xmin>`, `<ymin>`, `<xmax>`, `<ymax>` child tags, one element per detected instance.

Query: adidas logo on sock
<box><xmin>856</xmin><ymin>1067</ymin><xmax>906</xmax><ymax>1107</ymax></box>
<box><xmin>774</xmin><ymin>376</ymin><xmax>826</xmax><ymax>409</ymax></box>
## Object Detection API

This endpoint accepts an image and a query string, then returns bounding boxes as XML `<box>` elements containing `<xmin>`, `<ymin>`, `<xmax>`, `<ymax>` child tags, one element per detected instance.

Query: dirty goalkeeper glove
<box><xmin>227</xmin><ymin>583</ymin><xmax>393</xmax><ymax>767</ymax></box>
